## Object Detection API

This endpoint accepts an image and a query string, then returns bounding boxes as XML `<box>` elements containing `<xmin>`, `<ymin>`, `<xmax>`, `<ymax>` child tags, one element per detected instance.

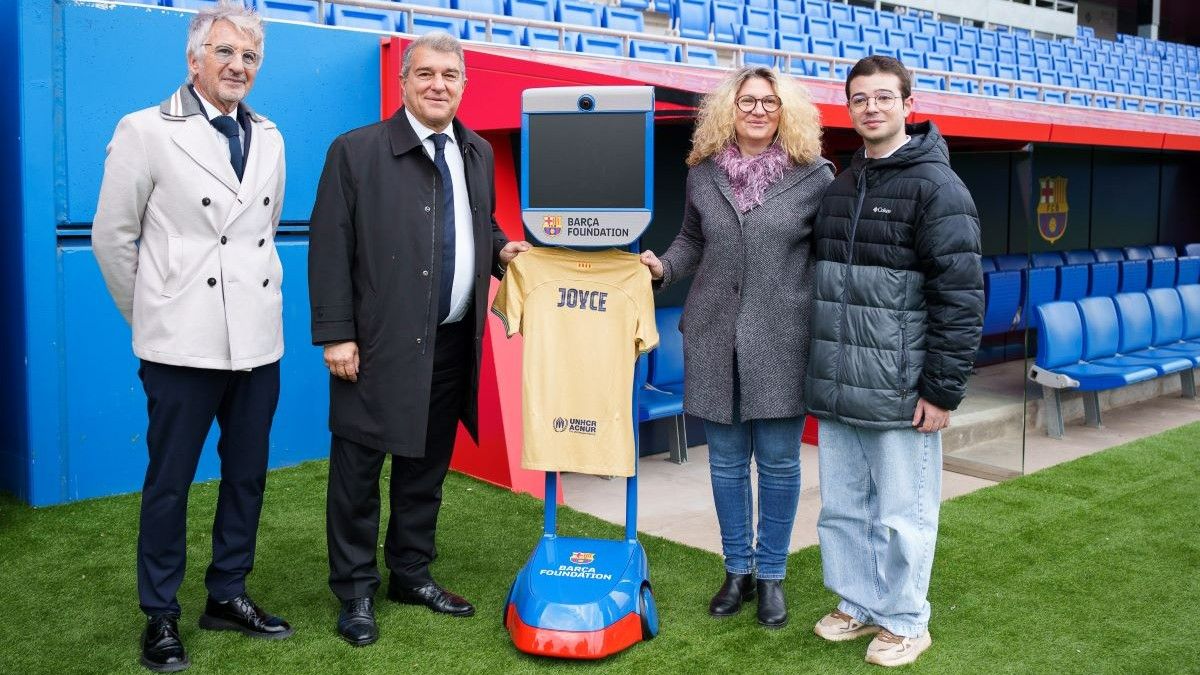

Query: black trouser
<box><xmin>136</xmin><ymin>360</ymin><xmax>280</xmax><ymax>616</ymax></box>
<box><xmin>326</xmin><ymin>318</ymin><xmax>472</xmax><ymax>601</ymax></box>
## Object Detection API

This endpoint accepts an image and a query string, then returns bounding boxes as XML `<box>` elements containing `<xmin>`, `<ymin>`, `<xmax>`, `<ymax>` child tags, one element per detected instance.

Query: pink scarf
<box><xmin>713</xmin><ymin>142</ymin><xmax>793</xmax><ymax>213</ymax></box>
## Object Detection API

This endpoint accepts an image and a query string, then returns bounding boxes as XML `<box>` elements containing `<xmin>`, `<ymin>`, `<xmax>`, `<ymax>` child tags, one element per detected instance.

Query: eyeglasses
<box><xmin>736</xmin><ymin>95</ymin><xmax>782</xmax><ymax>113</ymax></box>
<box><xmin>848</xmin><ymin>93</ymin><xmax>900</xmax><ymax>112</ymax></box>
<box><xmin>203</xmin><ymin>43</ymin><xmax>261</xmax><ymax>68</ymax></box>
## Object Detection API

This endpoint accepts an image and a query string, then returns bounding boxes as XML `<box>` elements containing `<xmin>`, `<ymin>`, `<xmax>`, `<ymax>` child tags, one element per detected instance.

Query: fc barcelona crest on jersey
<box><xmin>569</xmin><ymin>551</ymin><xmax>595</xmax><ymax>565</ymax></box>
<box><xmin>542</xmin><ymin>215</ymin><xmax>562</xmax><ymax>237</ymax></box>
<box><xmin>1037</xmin><ymin>176</ymin><xmax>1069</xmax><ymax>244</ymax></box>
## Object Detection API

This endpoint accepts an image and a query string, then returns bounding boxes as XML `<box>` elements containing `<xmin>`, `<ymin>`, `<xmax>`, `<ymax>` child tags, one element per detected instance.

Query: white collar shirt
<box><xmin>406</xmin><ymin>108</ymin><xmax>475</xmax><ymax>325</ymax></box>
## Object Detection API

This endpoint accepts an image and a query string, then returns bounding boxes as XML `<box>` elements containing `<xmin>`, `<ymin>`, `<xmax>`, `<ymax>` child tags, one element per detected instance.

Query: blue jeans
<box><xmin>703</xmin><ymin>416</ymin><xmax>804</xmax><ymax>580</ymax></box>
<box><xmin>816</xmin><ymin>418</ymin><xmax>942</xmax><ymax>637</ymax></box>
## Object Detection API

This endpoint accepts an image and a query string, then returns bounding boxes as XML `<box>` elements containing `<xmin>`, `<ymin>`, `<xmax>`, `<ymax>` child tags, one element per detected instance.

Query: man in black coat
<box><xmin>806</xmin><ymin>56</ymin><xmax>983</xmax><ymax>667</ymax></box>
<box><xmin>308</xmin><ymin>31</ymin><xmax>529</xmax><ymax>646</ymax></box>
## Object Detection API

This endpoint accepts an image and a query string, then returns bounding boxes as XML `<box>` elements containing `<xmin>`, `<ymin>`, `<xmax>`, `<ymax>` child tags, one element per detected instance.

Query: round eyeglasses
<box><xmin>736</xmin><ymin>95</ymin><xmax>782</xmax><ymax>113</ymax></box>
<box><xmin>848</xmin><ymin>93</ymin><xmax>899</xmax><ymax>112</ymax></box>
<box><xmin>203</xmin><ymin>43</ymin><xmax>261</xmax><ymax>68</ymax></box>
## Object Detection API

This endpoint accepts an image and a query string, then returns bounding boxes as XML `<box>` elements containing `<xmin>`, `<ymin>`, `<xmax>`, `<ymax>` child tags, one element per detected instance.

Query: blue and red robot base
<box><xmin>504</xmin><ymin>471</ymin><xmax>659</xmax><ymax>659</ymax></box>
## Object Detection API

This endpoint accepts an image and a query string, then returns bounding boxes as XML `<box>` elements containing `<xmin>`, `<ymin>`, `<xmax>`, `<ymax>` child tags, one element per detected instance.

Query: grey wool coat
<box><xmin>658</xmin><ymin>155</ymin><xmax>834</xmax><ymax>424</ymax></box>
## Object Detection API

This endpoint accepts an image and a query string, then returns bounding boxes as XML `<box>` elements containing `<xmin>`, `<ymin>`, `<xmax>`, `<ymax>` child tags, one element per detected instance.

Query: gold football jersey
<box><xmin>492</xmin><ymin>247</ymin><xmax>659</xmax><ymax>477</ymax></box>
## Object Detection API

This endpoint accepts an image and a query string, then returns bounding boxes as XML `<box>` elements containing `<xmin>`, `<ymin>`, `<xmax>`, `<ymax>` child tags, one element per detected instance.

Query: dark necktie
<box><xmin>431</xmin><ymin>133</ymin><xmax>456</xmax><ymax>324</ymax></box>
<box><xmin>210</xmin><ymin>115</ymin><xmax>244</xmax><ymax>182</ymax></box>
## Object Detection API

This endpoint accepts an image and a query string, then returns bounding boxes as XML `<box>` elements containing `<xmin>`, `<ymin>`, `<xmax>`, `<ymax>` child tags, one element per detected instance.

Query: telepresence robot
<box><xmin>503</xmin><ymin>86</ymin><xmax>658</xmax><ymax>659</ymax></box>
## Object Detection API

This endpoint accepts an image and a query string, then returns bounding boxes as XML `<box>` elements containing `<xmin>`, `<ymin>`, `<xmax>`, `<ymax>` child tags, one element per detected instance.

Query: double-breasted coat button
<box><xmin>262</xmin><ymin>279</ymin><xmax>269</xmax><ymax>287</ymax></box>
<box><xmin>257</xmin><ymin>239</ymin><xmax>265</xmax><ymax>247</ymax></box>
<box><xmin>207</xmin><ymin>277</ymin><xmax>217</xmax><ymax>287</ymax></box>
<box><xmin>220</xmin><ymin>236</ymin><xmax>227</xmax><ymax>245</ymax></box>
<box><xmin>416</xmin><ymin>338</ymin><xmax>422</xmax><ymax>344</ymax></box>
<box><xmin>263</xmin><ymin>196</ymin><xmax>270</xmax><ymax>206</ymax></box>
<box><xmin>424</xmin><ymin>206</ymin><xmax>431</xmax><ymax>213</ymax></box>
<box><xmin>201</xmin><ymin>197</ymin><xmax>211</xmax><ymax>206</ymax></box>
<box><xmin>421</xmin><ymin>270</ymin><xmax>429</xmax><ymax>277</ymax></box>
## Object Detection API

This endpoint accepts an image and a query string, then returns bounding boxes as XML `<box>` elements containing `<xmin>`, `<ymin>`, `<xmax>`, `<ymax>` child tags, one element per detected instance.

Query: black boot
<box><xmin>708</xmin><ymin>572</ymin><xmax>756</xmax><ymax>617</ymax></box>
<box><xmin>756</xmin><ymin>579</ymin><xmax>788</xmax><ymax>628</ymax></box>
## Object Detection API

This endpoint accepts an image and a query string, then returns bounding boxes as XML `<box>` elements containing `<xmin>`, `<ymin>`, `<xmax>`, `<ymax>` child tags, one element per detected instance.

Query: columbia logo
<box><xmin>872</xmin><ymin>206</ymin><xmax>892</xmax><ymax>214</ymax></box>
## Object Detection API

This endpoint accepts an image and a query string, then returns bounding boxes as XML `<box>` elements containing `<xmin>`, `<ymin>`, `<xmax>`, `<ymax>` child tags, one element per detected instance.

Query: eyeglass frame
<box><xmin>202</xmin><ymin>43</ymin><xmax>262</xmax><ymax>68</ymax></box>
<box><xmin>735</xmin><ymin>95</ymin><xmax>782</xmax><ymax>113</ymax></box>
<box><xmin>847</xmin><ymin>92</ymin><xmax>903</xmax><ymax>112</ymax></box>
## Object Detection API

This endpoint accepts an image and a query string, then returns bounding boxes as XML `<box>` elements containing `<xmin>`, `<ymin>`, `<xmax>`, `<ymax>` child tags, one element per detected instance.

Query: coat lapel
<box><xmin>161</xmin><ymin>85</ymin><xmax>241</xmax><ymax>198</ymax></box>
<box><xmin>226</xmin><ymin>115</ymin><xmax>281</xmax><ymax>226</ymax></box>
<box><xmin>759</xmin><ymin>159</ymin><xmax>832</xmax><ymax>204</ymax></box>
<box><xmin>708</xmin><ymin>163</ymin><xmax>742</xmax><ymax>220</ymax></box>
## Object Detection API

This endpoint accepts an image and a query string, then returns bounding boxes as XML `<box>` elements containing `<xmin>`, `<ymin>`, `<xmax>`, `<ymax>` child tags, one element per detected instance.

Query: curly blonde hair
<box><xmin>686</xmin><ymin>67</ymin><xmax>823</xmax><ymax>167</ymax></box>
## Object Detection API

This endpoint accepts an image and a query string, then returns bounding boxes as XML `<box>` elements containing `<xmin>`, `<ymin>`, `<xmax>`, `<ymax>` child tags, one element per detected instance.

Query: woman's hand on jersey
<box><xmin>324</xmin><ymin>341</ymin><xmax>360</xmax><ymax>383</ymax></box>
<box><xmin>640</xmin><ymin>250</ymin><xmax>664</xmax><ymax>280</ymax></box>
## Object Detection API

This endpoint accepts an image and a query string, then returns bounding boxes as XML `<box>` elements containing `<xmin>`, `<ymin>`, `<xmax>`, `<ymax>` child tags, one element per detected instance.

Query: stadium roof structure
<box><xmin>381</xmin><ymin>38</ymin><xmax>1200</xmax><ymax>152</ymax></box>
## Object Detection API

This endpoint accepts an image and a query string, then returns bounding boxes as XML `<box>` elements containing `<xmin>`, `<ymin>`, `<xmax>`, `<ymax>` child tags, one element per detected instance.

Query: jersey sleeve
<box><xmin>490</xmin><ymin>255</ymin><xmax>527</xmax><ymax>337</ymax></box>
<box><xmin>633</xmin><ymin>265</ymin><xmax>660</xmax><ymax>354</ymax></box>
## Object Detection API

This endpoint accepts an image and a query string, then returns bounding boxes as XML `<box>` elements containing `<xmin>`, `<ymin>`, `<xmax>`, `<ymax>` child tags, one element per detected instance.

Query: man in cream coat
<box><xmin>93</xmin><ymin>3</ymin><xmax>292</xmax><ymax>672</ymax></box>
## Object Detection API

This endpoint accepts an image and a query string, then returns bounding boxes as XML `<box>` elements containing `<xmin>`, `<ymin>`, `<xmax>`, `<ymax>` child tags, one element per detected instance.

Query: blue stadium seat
<box><xmin>1106</xmin><ymin>293</ymin><xmax>1196</xmax><ymax>374</ymax></box>
<box><xmin>411</xmin><ymin>13</ymin><xmax>465</xmax><ymax>36</ymax></box>
<box><xmin>1119</xmin><ymin>260</ymin><xmax>1149</xmax><ymax>293</ymax></box>
<box><xmin>934</xmin><ymin>37</ymin><xmax>954</xmax><ymax>55</ymax></box>
<box><xmin>916</xmin><ymin>18</ymin><xmax>939</xmax><ymax>36</ymax></box>
<box><xmin>779</xmin><ymin>33</ymin><xmax>810</xmax><ymax>56</ymax></box>
<box><xmin>510</xmin><ymin>0</ymin><xmax>555</xmax><ymax>21</ymax></box>
<box><xmin>777</xmin><ymin>12</ymin><xmax>804</xmax><ymax>36</ymax></box>
<box><xmin>1057</xmin><ymin>72</ymin><xmax>1078</xmax><ymax>87</ymax></box>
<box><xmin>876</xmin><ymin>10</ymin><xmax>899</xmax><ymax>30</ymax></box>
<box><xmin>925</xmin><ymin>54</ymin><xmax>951</xmax><ymax>72</ymax></box>
<box><xmin>806</xmin><ymin>16</ymin><xmax>833</xmax><ymax>39</ymax></box>
<box><xmin>1023</xmin><ymin>266</ymin><xmax>1058</xmax><ymax>329</ymax></box>
<box><xmin>827</xmin><ymin>1</ymin><xmax>850</xmax><ymax>22</ymax></box>
<box><xmin>948</xmin><ymin>57</ymin><xmax>973</xmax><ymax>74</ymax></box>
<box><xmin>329</xmin><ymin>5</ymin><xmax>404</xmax><ymax>31</ymax></box>
<box><xmin>960</xmin><ymin>26</ymin><xmax>980</xmax><ymax>45</ymax></box>
<box><xmin>911</xmin><ymin>34</ymin><xmax>935</xmax><ymax>53</ymax></box>
<box><xmin>978</xmin><ymin>45</ymin><xmax>999</xmax><ymax>64</ymax></box>
<box><xmin>1018</xmin><ymin>66</ymin><xmax>1039</xmax><ymax>83</ymax></box>
<box><xmin>603</xmin><ymin>6</ymin><xmax>644</xmax><ymax>31</ymax></box>
<box><xmin>897</xmin><ymin>48</ymin><xmax>922</xmax><ymax>66</ymax></box>
<box><xmin>676</xmin><ymin>0</ymin><xmax>712</xmax><ymax>39</ymax></box>
<box><xmin>739</xmin><ymin>26</ymin><xmax>777</xmax><ymax>66</ymax></box>
<box><xmin>775</xmin><ymin>0</ymin><xmax>800</xmax><ymax>13</ymax></box>
<box><xmin>630</xmin><ymin>40</ymin><xmax>679</xmax><ymax>62</ymax></box>
<box><xmin>974</xmin><ymin>61</ymin><xmax>997</xmax><ymax>77</ymax></box>
<box><xmin>639</xmin><ymin>307</ymin><xmax>688</xmax><ymax>462</ymax></box>
<box><xmin>1034</xmin><ymin>300</ymin><xmax>1156</xmax><ymax>394</ymax></box>
<box><xmin>810</xmin><ymin>35</ymin><xmax>840</xmax><ymax>58</ymax></box>
<box><xmin>681</xmin><ymin>44</ymin><xmax>718</xmax><ymax>65</ymax></box>
<box><xmin>1078</xmin><ymin>74</ymin><xmax>1096</xmax><ymax>90</ymax></box>
<box><xmin>1147</xmin><ymin>288</ymin><xmax>1200</xmax><ymax>363</ymax></box>
<box><xmin>953</xmin><ymin>41</ymin><xmax>977</xmax><ymax>59</ymax></box>
<box><xmin>938</xmin><ymin>22</ymin><xmax>961</xmax><ymax>40</ymax></box>
<box><xmin>558</xmin><ymin>0</ymin><xmax>602</xmax><ymax>25</ymax></box>
<box><xmin>746</xmin><ymin>0</ymin><xmax>772</xmax><ymax>9</ymax></box>
<box><xmin>1064</xmin><ymin>249</ymin><xmax>1096</xmax><ymax>265</ymax></box>
<box><xmin>997</xmin><ymin>33</ymin><xmax>1016</xmax><ymax>51</ymax></box>
<box><xmin>914</xmin><ymin>74</ymin><xmax>945</xmax><ymax>91</ymax></box>
<box><xmin>1032</xmin><ymin>38</ymin><xmax>1050</xmax><ymax>56</ymax></box>
<box><xmin>1032</xmin><ymin>252</ymin><xmax>1066</xmax><ymax>267</ymax></box>
<box><xmin>1016</xmin><ymin>86</ymin><xmax>1041</xmax><ymax>101</ymax></box>
<box><xmin>982</xmin><ymin>271</ymin><xmax>1021</xmax><ymax>335</ymax></box>
<box><xmin>852</xmin><ymin>6</ymin><xmax>876</xmax><ymax>26</ymax></box>
<box><xmin>981</xmin><ymin>256</ymin><xmax>997</xmax><ymax>272</ymax></box>
<box><xmin>801</xmin><ymin>0</ymin><xmax>827</xmax><ymax>17</ymax></box>
<box><xmin>1057</xmin><ymin>264</ymin><xmax>1089</xmax><ymax>302</ymax></box>
<box><xmin>1177</xmin><ymin>285</ymin><xmax>1200</xmax><ymax>339</ymax></box>
<box><xmin>255</xmin><ymin>0</ymin><xmax>320</xmax><ymax>22</ymax></box>
<box><xmin>464</xmin><ymin>20</ymin><xmax>522</xmax><ymax>43</ymax></box>
<box><xmin>523</xmin><ymin>27</ymin><xmax>569</xmax><ymax>49</ymax></box>
<box><xmin>843</xmin><ymin>42</ymin><xmax>868</xmax><ymax>61</ymax></box>
<box><xmin>994</xmin><ymin>253</ymin><xmax>1029</xmax><ymax>271</ymax></box>
<box><xmin>983</xmin><ymin>82</ymin><xmax>1012</xmax><ymax>98</ymax></box>
<box><xmin>833</xmin><ymin>20</ymin><xmax>859</xmax><ymax>43</ymax></box>
<box><xmin>884</xmin><ymin>29</ymin><xmax>907</xmax><ymax>49</ymax></box>
<box><xmin>619</xmin><ymin>0</ymin><xmax>650</xmax><ymax>9</ymax></box>
<box><xmin>744</xmin><ymin>5</ymin><xmax>775</xmax><ymax>31</ymax></box>
<box><xmin>1017</xmin><ymin>51</ymin><xmax>1035</xmax><ymax>68</ymax></box>
<box><xmin>712</xmin><ymin>2</ymin><xmax>741</xmax><ymax>41</ymax></box>
<box><xmin>868</xmin><ymin>45</ymin><xmax>898</xmax><ymax>59</ymax></box>
<box><xmin>897</xmin><ymin>15</ymin><xmax>917</xmax><ymax>33</ymax></box>
<box><xmin>1094</xmin><ymin>247</ymin><xmax>1125</xmax><ymax>262</ymax></box>
<box><xmin>1177</xmin><ymin>257</ymin><xmax>1200</xmax><ymax>285</ymax></box>
<box><xmin>1150</xmin><ymin>244</ymin><xmax>1178</xmax><ymax>258</ymax></box>
<box><xmin>455</xmin><ymin>0</ymin><xmax>505</xmax><ymax>13</ymax></box>
<box><xmin>1150</xmin><ymin>258</ymin><xmax>1177</xmax><ymax>288</ymax></box>
<box><xmin>947</xmin><ymin>79</ymin><xmax>977</xmax><ymax>94</ymax></box>
<box><xmin>861</xmin><ymin>25</ymin><xmax>885</xmax><ymax>46</ymax></box>
<box><xmin>1069</xmin><ymin>92</ymin><xmax>1092</xmax><ymax>107</ymax></box>
<box><xmin>577</xmin><ymin>33</ymin><xmax>623</xmax><ymax>56</ymax></box>
<box><xmin>1123</xmin><ymin>245</ymin><xmax>1154</xmax><ymax>260</ymax></box>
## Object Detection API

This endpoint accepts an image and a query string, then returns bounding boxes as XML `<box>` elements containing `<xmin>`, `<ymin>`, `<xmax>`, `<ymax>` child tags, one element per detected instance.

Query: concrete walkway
<box><xmin>562</xmin><ymin>373</ymin><xmax>1200</xmax><ymax>554</ymax></box>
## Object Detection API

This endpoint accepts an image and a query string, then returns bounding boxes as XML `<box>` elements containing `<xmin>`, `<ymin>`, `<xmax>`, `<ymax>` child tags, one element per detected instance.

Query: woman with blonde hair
<box><xmin>641</xmin><ymin>66</ymin><xmax>832</xmax><ymax>628</ymax></box>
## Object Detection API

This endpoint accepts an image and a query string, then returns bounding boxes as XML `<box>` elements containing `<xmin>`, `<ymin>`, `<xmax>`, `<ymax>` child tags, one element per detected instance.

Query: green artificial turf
<box><xmin>2</xmin><ymin>421</ymin><xmax>1198</xmax><ymax>674</ymax></box>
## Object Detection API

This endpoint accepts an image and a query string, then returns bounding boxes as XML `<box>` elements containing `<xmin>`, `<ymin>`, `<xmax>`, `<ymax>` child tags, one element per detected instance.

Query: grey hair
<box><xmin>401</xmin><ymin>31</ymin><xmax>466</xmax><ymax>78</ymax></box>
<box><xmin>186</xmin><ymin>0</ymin><xmax>265</xmax><ymax>81</ymax></box>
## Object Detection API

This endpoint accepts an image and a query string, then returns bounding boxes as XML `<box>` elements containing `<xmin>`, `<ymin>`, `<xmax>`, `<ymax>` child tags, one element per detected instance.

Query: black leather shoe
<box><xmin>709</xmin><ymin>572</ymin><xmax>756</xmax><ymax>617</ymax></box>
<box><xmin>198</xmin><ymin>593</ymin><xmax>294</xmax><ymax>639</ymax></box>
<box><xmin>388</xmin><ymin>581</ymin><xmax>475</xmax><ymax>617</ymax></box>
<box><xmin>337</xmin><ymin>597</ymin><xmax>378</xmax><ymax>647</ymax></box>
<box><xmin>756</xmin><ymin>579</ymin><xmax>788</xmax><ymax>628</ymax></box>
<box><xmin>140</xmin><ymin>614</ymin><xmax>189</xmax><ymax>673</ymax></box>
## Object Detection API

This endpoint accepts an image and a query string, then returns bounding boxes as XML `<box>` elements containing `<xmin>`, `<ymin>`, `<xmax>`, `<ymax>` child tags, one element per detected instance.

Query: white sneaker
<box><xmin>865</xmin><ymin>629</ymin><xmax>932</xmax><ymax>667</ymax></box>
<box><xmin>813</xmin><ymin>609</ymin><xmax>882</xmax><ymax>642</ymax></box>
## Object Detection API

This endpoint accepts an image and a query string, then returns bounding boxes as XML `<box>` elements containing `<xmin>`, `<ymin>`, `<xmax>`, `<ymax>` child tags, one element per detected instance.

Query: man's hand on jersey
<box><xmin>640</xmin><ymin>250</ymin><xmax>664</xmax><ymax>280</ymax></box>
<box><xmin>499</xmin><ymin>240</ymin><xmax>532</xmax><ymax>268</ymax></box>
<box><xmin>912</xmin><ymin>398</ymin><xmax>950</xmax><ymax>433</ymax></box>
<box><xmin>324</xmin><ymin>341</ymin><xmax>360</xmax><ymax>383</ymax></box>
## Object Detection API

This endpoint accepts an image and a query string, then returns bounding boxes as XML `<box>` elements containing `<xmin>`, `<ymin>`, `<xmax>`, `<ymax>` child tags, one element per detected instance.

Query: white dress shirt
<box><xmin>405</xmin><ymin>109</ymin><xmax>476</xmax><ymax>325</ymax></box>
<box><xmin>193</xmin><ymin>86</ymin><xmax>246</xmax><ymax>162</ymax></box>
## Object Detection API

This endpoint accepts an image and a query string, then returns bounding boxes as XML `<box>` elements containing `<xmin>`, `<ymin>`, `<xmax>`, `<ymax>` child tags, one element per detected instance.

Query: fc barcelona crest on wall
<box><xmin>1037</xmin><ymin>176</ymin><xmax>1069</xmax><ymax>244</ymax></box>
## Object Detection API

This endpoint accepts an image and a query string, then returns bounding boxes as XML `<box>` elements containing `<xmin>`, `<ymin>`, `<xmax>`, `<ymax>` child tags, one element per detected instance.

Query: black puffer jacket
<box><xmin>805</xmin><ymin>121</ymin><xmax>983</xmax><ymax>428</ymax></box>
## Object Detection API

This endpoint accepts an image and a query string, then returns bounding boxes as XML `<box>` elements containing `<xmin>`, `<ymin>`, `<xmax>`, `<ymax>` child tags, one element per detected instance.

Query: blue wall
<box><xmin>13</xmin><ymin>0</ymin><xmax>385</xmax><ymax>505</ymax></box>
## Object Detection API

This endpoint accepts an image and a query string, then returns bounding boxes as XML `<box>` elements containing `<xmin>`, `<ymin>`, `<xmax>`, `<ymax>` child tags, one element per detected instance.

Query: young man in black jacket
<box><xmin>805</xmin><ymin>56</ymin><xmax>984</xmax><ymax>667</ymax></box>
